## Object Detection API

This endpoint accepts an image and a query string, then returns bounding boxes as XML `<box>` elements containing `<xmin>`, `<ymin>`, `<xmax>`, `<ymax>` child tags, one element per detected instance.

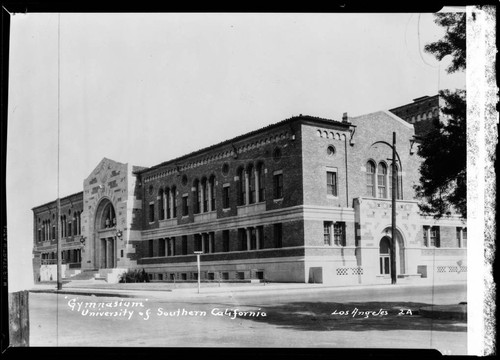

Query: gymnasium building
<box><xmin>32</xmin><ymin>97</ymin><xmax>467</xmax><ymax>285</ymax></box>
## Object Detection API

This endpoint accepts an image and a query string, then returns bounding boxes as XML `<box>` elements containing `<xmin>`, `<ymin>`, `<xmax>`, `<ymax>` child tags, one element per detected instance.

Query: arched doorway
<box><xmin>94</xmin><ymin>198</ymin><xmax>117</xmax><ymax>269</ymax></box>
<box><xmin>379</xmin><ymin>237</ymin><xmax>391</xmax><ymax>275</ymax></box>
<box><xmin>379</xmin><ymin>229</ymin><xmax>406</xmax><ymax>276</ymax></box>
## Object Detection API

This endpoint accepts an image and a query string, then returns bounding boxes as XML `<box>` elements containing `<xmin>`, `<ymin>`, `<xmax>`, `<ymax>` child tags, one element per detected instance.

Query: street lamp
<box><xmin>372</xmin><ymin>132</ymin><xmax>400</xmax><ymax>285</ymax></box>
<box><xmin>194</xmin><ymin>251</ymin><xmax>203</xmax><ymax>293</ymax></box>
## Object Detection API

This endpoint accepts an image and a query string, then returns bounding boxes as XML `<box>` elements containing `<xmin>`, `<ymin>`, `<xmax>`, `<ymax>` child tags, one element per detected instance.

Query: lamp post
<box><xmin>373</xmin><ymin>132</ymin><xmax>400</xmax><ymax>285</ymax></box>
<box><xmin>194</xmin><ymin>251</ymin><xmax>203</xmax><ymax>293</ymax></box>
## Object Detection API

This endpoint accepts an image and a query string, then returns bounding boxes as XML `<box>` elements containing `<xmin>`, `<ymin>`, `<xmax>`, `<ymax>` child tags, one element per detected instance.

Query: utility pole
<box><xmin>57</xmin><ymin>199</ymin><xmax>62</xmax><ymax>290</ymax></box>
<box><xmin>391</xmin><ymin>132</ymin><xmax>397</xmax><ymax>285</ymax></box>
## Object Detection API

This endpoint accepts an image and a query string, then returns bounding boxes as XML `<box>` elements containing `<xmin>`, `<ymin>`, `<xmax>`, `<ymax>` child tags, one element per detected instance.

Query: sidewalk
<box><xmin>29</xmin><ymin>279</ymin><xmax>467</xmax><ymax>300</ymax></box>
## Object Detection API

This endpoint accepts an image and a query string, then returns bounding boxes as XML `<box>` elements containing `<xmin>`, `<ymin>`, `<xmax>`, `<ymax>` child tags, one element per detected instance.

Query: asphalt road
<box><xmin>29</xmin><ymin>283</ymin><xmax>467</xmax><ymax>354</ymax></box>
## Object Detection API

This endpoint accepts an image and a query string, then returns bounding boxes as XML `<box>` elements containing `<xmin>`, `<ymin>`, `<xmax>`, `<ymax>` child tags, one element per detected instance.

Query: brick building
<box><xmin>32</xmin><ymin>108</ymin><xmax>467</xmax><ymax>285</ymax></box>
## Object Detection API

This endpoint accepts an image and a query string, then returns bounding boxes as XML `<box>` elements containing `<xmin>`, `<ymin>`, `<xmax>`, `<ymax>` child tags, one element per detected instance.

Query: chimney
<box><xmin>342</xmin><ymin>112</ymin><xmax>348</xmax><ymax>123</ymax></box>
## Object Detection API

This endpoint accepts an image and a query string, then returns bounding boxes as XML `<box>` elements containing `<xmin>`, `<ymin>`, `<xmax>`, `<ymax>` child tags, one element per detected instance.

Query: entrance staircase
<box><xmin>65</xmin><ymin>270</ymin><xmax>106</xmax><ymax>282</ymax></box>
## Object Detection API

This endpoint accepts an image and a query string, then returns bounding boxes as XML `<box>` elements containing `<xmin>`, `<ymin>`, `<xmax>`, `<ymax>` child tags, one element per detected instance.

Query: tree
<box><xmin>415</xmin><ymin>12</ymin><xmax>466</xmax><ymax>219</ymax></box>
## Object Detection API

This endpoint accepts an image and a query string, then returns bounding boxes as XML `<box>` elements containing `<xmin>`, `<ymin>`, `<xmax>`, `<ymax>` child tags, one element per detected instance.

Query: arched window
<box><xmin>165</xmin><ymin>187</ymin><xmax>171</xmax><ymax>219</ymax></box>
<box><xmin>377</xmin><ymin>163</ymin><xmax>387</xmax><ymax>198</ymax></box>
<box><xmin>209</xmin><ymin>175</ymin><xmax>216</xmax><ymax>211</ymax></box>
<box><xmin>171</xmin><ymin>186</ymin><xmax>177</xmax><ymax>218</ymax></box>
<box><xmin>379</xmin><ymin>237</ymin><xmax>391</xmax><ymax>274</ymax></box>
<box><xmin>237</xmin><ymin>167</ymin><xmax>245</xmax><ymax>206</ymax></box>
<box><xmin>366</xmin><ymin>161</ymin><xmax>376</xmax><ymax>197</ymax></box>
<box><xmin>99</xmin><ymin>201</ymin><xmax>116</xmax><ymax>229</ymax></box>
<box><xmin>67</xmin><ymin>215</ymin><xmax>72</xmax><ymax>237</ymax></box>
<box><xmin>158</xmin><ymin>189</ymin><xmax>165</xmax><ymax>220</ymax></box>
<box><xmin>202</xmin><ymin>177</ymin><xmax>209</xmax><ymax>212</ymax></box>
<box><xmin>248</xmin><ymin>164</ymin><xmax>255</xmax><ymax>204</ymax></box>
<box><xmin>193</xmin><ymin>179</ymin><xmax>201</xmax><ymax>214</ymax></box>
<box><xmin>257</xmin><ymin>163</ymin><xmax>265</xmax><ymax>202</ymax></box>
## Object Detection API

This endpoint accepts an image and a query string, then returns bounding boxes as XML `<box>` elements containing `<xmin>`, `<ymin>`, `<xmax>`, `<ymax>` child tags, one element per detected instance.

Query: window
<box><xmin>38</xmin><ymin>229</ymin><xmax>41</xmax><ymax>242</ymax></box>
<box><xmin>273</xmin><ymin>147</ymin><xmax>282</xmax><ymax>162</ymax></box>
<box><xmin>377</xmin><ymin>163</ymin><xmax>387</xmax><ymax>198</ymax></box>
<box><xmin>239</xmin><ymin>229</ymin><xmax>247</xmax><ymax>251</ymax></box>
<box><xmin>236</xmin><ymin>272</ymin><xmax>245</xmax><ymax>280</ymax></box>
<box><xmin>166</xmin><ymin>188</ymin><xmax>171</xmax><ymax>219</ymax></box>
<box><xmin>248</xmin><ymin>166</ymin><xmax>255</xmax><ymax>204</ymax></box>
<box><xmin>456</xmin><ymin>227</ymin><xmax>467</xmax><ymax>248</ymax></box>
<box><xmin>238</xmin><ymin>168</ymin><xmax>245</xmax><ymax>205</ymax></box>
<box><xmin>182</xmin><ymin>195</ymin><xmax>189</xmax><ymax>216</ymax></box>
<box><xmin>366</xmin><ymin>161</ymin><xmax>376</xmax><ymax>197</ymax></box>
<box><xmin>209</xmin><ymin>177</ymin><xmax>216</xmax><ymax>211</ymax></box>
<box><xmin>194</xmin><ymin>234</ymin><xmax>202</xmax><ymax>252</ymax></box>
<box><xmin>324</xmin><ymin>222</ymin><xmax>332</xmax><ymax>245</ymax></box>
<box><xmin>149</xmin><ymin>203</ymin><xmax>155</xmax><ymax>222</ymax></box>
<box><xmin>172</xmin><ymin>187</ymin><xmax>177</xmax><ymax>217</ymax></box>
<box><xmin>326</xmin><ymin>171</ymin><xmax>338</xmax><ymax>197</ymax></box>
<box><xmin>424</xmin><ymin>226</ymin><xmax>440</xmax><ymax>247</ymax></box>
<box><xmin>430</xmin><ymin>227</ymin><xmax>440</xmax><ymax>247</ymax></box>
<box><xmin>327</xmin><ymin>145</ymin><xmax>335</xmax><ymax>156</ymax></box>
<box><xmin>194</xmin><ymin>180</ymin><xmax>201</xmax><ymax>214</ymax></box>
<box><xmin>274</xmin><ymin>223</ymin><xmax>283</xmax><ymax>248</ymax></box>
<box><xmin>333</xmin><ymin>222</ymin><xmax>346</xmax><ymax>246</ymax></box>
<box><xmin>273</xmin><ymin>173</ymin><xmax>283</xmax><ymax>199</ymax></box>
<box><xmin>258</xmin><ymin>164</ymin><xmax>265</xmax><ymax>201</ymax></box>
<box><xmin>223</xmin><ymin>186</ymin><xmax>230</xmax><ymax>209</ymax></box>
<box><xmin>222</xmin><ymin>272</ymin><xmax>229</xmax><ymax>280</ymax></box>
<box><xmin>159</xmin><ymin>238</ymin><xmax>166</xmax><ymax>257</ymax></box>
<box><xmin>167</xmin><ymin>238</ymin><xmax>175</xmax><ymax>256</ymax></box>
<box><xmin>222</xmin><ymin>163</ymin><xmax>229</xmax><ymax>176</ymax></box>
<box><xmin>68</xmin><ymin>222</ymin><xmax>72</xmax><ymax>238</ymax></box>
<box><xmin>159</xmin><ymin>190</ymin><xmax>165</xmax><ymax>220</ymax></box>
<box><xmin>202</xmin><ymin>179</ymin><xmax>208</xmax><ymax>212</ymax></box>
<box><xmin>148</xmin><ymin>240</ymin><xmax>154</xmax><ymax>257</ymax></box>
<box><xmin>388</xmin><ymin>164</ymin><xmax>402</xmax><ymax>200</ymax></box>
<box><xmin>182</xmin><ymin>235</ymin><xmax>188</xmax><ymax>255</ymax></box>
<box><xmin>222</xmin><ymin>230</ymin><xmax>230</xmax><ymax>252</ymax></box>
<box><xmin>249</xmin><ymin>228</ymin><xmax>257</xmax><ymax>250</ymax></box>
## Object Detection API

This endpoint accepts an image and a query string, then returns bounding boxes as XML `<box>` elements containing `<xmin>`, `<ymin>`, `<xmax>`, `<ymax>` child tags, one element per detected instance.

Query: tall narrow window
<box><xmin>238</xmin><ymin>168</ymin><xmax>245</xmax><ymax>205</ymax></box>
<box><xmin>274</xmin><ymin>223</ymin><xmax>283</xmax><ymax>248</ymax></box>
<box><xmin>377</xmin><ymin>163</ymin><xmax>387</xmax><ymax>198</ymax></box>
<box><xmin>194</xmin><ymin>234</ymin><xmax>202</xmax><ymax>252</ymax></box>
<box><xmin>333</xmin><ymin>222</ymin><xmax>346</xmax><ymax>246</ymax></box>
<box><xmin>248</xmin><ymin>165</ymin><xmax>255</xmax><ymax>204</ymax></box>
<box><xmin>159</xmin><ymin>238</ymin><xmax>166</xmax><ymax>257</ymax></box>
<box><xmin>148</xmin><ymin>240</ymin><xmax>154</xmax><ymax>257</ymax></box>
<box><xmin>158</xmin><ymin>189</ymin><xmax>165</xmax><ymax>220</ymax></box>
<box><xmin>182</xmin><ymin>195</ymin><xmax>189</xmax><ymax>216</ymax></box>
<box><xmin>430</xmin><ymin>226</ymin><xmax>440</xmax><ymax>247</ymax></box>
<box><xmin>324</xmin><ymin>222</ymin><xmax>332</xmax><ymax>245</ymax></box>
<box><xmin>239</xmin><ymin>229</ymin><xmax>247</xmax><ymax>251</ymax></box>
<box><xmin>249</xmin><ymin>228</ymin><xmax>257</xmax><ymax>250</ymax></box>
<box><xmin>67</xmin><ymin>221</ymin><xmax>72</xmax><ymax>238</ymax></box>
<box><xmin>223</xmin><ymin>230</ymin><xmax>230</xmax><ymax>252</ymax></box>
<box><xmin>273</xmin><ymin>173</ymin><xmax>283</xmax><ymax>199</ymax></box>
<box><xmin>202</xmin><ymin>179</ymin><xmax>208</xmax><ymax>212</ymax></box>
<box><xmin>223</xmin><ymin>186</ymin><xmax>230</xmax><ymax>209</ymax></box>
<box><xmin>38</xmin><ymin>229</ymin><xmax>41</xmax><ymax>242</ymax></box>
<box><xmin>149</xmin><ymin>203</ymin><xmax>155</xmax><ymax>222</ymax></box>
<box><xmin>326</xmin><ymin>171</ymin><xmax>338</xmax><ymax>197</ymax></box>
<box><xmin>194</xmin><ymin>180</ymin><xmax>201</xmax><ymax>214</ymax></box>
<box><xmin>366</xmin><ymin>161</ymin><xmax>376</xmax><ymax>197</ymax></box>
<box><xmin>423</xmin><ymin>226</ymin><xmax>430</xmax><ymax>247</ymax></box>
<box><xmin>182</xmin><ymin>235</ymin><xmax>188</xmax><ymax>255</ymax></box>
<box><xmin>210</xmin><ymin>176</ymin><xmax>216</xmax><ymax>211</ymax></box>
<box><xmin>172</xmin><ymin>187</ymin><xmax>177</xmax><ymax>218</ymax></box>
<box><xmin>258</xmin><ymin>164</ymin><xmax>265</xmax><ymax>201</ymax></box>
<box><xmin>166</xmin><ymin>188</ymin><xmax>171</xmax><ymax>219</ymax></box>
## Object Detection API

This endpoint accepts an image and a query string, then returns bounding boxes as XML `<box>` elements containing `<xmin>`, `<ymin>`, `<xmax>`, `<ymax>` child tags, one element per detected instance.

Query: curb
<box><xmin>419</xmin><ymin>304</ymin><xmax>467</xmax><ymax>320</ymax></box>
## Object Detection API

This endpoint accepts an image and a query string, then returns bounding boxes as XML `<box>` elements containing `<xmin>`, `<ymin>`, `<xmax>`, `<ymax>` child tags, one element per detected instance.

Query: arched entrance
<box><xmin>94</xmin><ymin>198</ymin><xmax>117</xmax><ymax>269</ymax></box>
<box><xmin>379</xmin><ymin>229</ymin><xmax>406</xmax><ymax>276</ymax></box>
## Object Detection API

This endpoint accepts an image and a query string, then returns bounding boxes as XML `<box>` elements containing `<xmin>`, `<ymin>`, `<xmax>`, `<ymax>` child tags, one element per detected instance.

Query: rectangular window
<box><xmin>423</xmin><ymin>226</ymin><xmax>429</xmax><ymax>247</ymax></box>
<box><xmin>67</xmin><ymin>223</ymin><xmax>72</xmax><ymax>237</ymax></box>
<box><xmin>429</xmin><ymin>226</ymin><xmax>440</xmax><ymax>247</ymax></box>
<box><xmin>182</xmin><ymin>235</ymin><xmax>188</xmax><ymax>255</ymax></box>
<box><xmin>274</xmin><ymin>223</ymin><xmax>283</xmax><ymax>248</ymax></box>
<box><xmin>324</xmin><ymin>221</ymin><xmax>332</xmax><ymax>245</ymax></box>
<box><xmin>182</xmin><ymin>195</ymin><xmax>189</xmax><ymax>216</ymax></box>
<box><xmin>148</xmin><ymin>240</ymin><xmax>154</xmax><ymax>257</ymax></box>
<box><xmin>249</xmin><ymin>228</ymin><xmax>257</xmax><ymax>250</ymax></box>
<box><xmin>223</xmin><ymin>186</ymin><xmax>230</xmax><ymax>209</ymax></box>
<box><xmin>38</xmin><ymin>229</ymin><xmax>41</xmax><ymax>242</ymax></box>
<box><xmin>194</xmin><ymin>234</ymin><xmax>202</xmax><ymax>252</ymax></box>
<box><xmin>274</xmin><ymin>173</ymin><xmax>283</xmax><ymax>199</ymax></box>
<box><xmin>236</xmin><ymin>271</ymin><xmax>245</xmax><ymax>280</ymax></box>
<box><xmin>167</xmin><ymin>238</ymin><xmax>175</xmax><ymax>256</ymax></box>
<box><xmin>222</xmin><ymin>272</ymin><xmax>229</xmax><ymax>280</ymax></box>
<box><xmin>195</xmin><ymin>184</ymin><xmax>201</xmax><ymax>214</ymax></box>
<box><xmin>207</xmin><ymin>272</ymin><xmax>215</xmax><ymax>281</ymax></box>
<box><xmin>222</xmin><ymin>230</ymin><xmax>230</xmax><ymax>252</ymax></box>
<box><xmin>52</xmin><ymin>225</ymin><xmax>56</xmax><ymax>240</ymax></box>
<box><xmin>239</xmin><ymin>229</ymin><xmax>247</xmax><ymax>251</ymax></box>
<box><xmin>326</xmin><ymin>171</ymin><xmax>338</xmax><ymax>197</ymax></box>
<box><xmin>166</xmin><ymin>191</ymin><xmax>171</xmax><ymax>219</ymax></box>
<box><xmin>159</xmin><ymin>238</ymin><xmax>166</xmax><ymax>257</ymax></box>
<box><xmin>149</xmin><ymin>203</ymin><xmax>155</xmax><ymax>222</ymax></box>
<box><xmin>333</xmin><ymin>222</ymin><xmax>346</xmax><ymax>246</ymax></box>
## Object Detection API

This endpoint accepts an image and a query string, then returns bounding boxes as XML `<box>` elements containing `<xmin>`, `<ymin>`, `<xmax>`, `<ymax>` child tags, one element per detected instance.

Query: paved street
<box><xmin>29</xmin><ymin>283</ymin><xmax>466</xmax><ymax>354</ymax></box>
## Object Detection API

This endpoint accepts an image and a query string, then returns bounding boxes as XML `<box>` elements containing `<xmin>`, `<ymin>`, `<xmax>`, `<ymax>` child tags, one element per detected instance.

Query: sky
<box><xmin>6</xmin><ymin>12</ymin><xmax>466</xmax><ymax>291</ymax></box>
